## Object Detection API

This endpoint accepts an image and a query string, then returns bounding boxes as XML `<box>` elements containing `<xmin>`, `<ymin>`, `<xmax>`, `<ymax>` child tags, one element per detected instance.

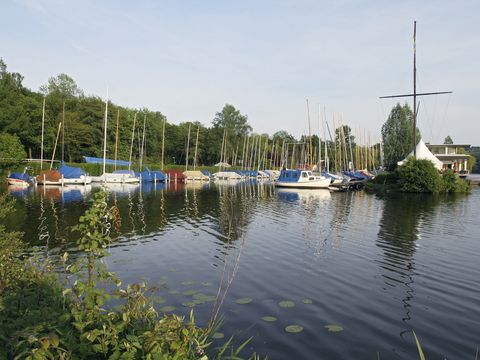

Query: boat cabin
<box><xmin>278</xmin><ymin>169</ymin><xmax>315</xmax><ymax>182</ymax></box>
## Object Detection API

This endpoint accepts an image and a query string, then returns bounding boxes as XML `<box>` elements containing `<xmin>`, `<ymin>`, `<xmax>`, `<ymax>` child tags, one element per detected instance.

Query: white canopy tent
<box><xmin>398</xmin><ymin>139</ymin><xmax>443</xmax><ymax>170</ymax></box>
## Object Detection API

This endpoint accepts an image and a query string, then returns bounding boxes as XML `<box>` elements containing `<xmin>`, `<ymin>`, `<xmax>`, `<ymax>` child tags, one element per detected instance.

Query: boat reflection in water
<box><xmin>34</xmin><ymin>184</ymin><xmax>93</xmax><ymax>203</ymax></box>
<box><xmin>276</xmin><ymin>187</ymin><xmax>331</xmax><ymax>203</ymax></box>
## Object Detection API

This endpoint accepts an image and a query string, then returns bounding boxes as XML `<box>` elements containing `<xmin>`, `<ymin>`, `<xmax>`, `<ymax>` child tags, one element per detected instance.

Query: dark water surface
<box><xmin>2</xmin><ymin>181</ymin><xmax>480</xmax><ymax>359</ymax></box>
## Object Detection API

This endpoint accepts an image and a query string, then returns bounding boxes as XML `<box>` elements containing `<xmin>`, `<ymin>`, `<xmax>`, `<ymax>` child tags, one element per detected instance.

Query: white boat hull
<box><xmin>7</xmin><ymin>178</ymin><xmax>31</xmax><ymax>187</ymax></box>
<box><xmin>275</xmin><ymin>177</ymin><xmax>331</xmax><ymax>189</ymax></box>
<box><xmin>91</xmin><ymin>173</ymin><xmax>140</xmax><ymax>183</ymax></box>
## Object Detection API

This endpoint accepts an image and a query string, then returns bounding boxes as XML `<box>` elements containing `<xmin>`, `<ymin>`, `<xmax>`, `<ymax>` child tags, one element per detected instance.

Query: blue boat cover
<box><xmin>201</xmin><ymin>170</ymin><xmax>211</xmax><ymax>177</ymax></box>
<box><xmin>8</xmin><ymin>172</ymin><xmax>32</xmax><ymax>182</ymax></box>
<box><xmin>136</xmin><ymin>167</ymin><xmax>166</xmax><ymax>182</ymax></box>
<box><xmin>83</xmin><ymin>156</ymin><xmax>130</xmax><ymax>166</ymax></box>
<box><xmin>277</xmin><ymin>169</ymin><xmax>301</xmax><ymax>182</ymax></box>
<box><xmin>59</xmin><ymin>162</ymin><xmax>85</xmax><ymax>179</ymax></box>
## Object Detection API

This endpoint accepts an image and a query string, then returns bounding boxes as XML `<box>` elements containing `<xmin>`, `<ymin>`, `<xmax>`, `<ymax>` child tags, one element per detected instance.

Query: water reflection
<box><xmin>376</xmin><ymin>194</ymin><xmax>440</xmax><ymax>323</ymax></box>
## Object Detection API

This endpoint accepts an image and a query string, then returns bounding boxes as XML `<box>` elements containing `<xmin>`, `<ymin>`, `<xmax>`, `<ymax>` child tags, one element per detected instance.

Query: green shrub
<box><xmin>372</xmin><ymin>171</ymin><xmax>399</xmax><ymax>185</ymax></box>
<box><xmin>398</xmin><ymin>158</ymin><xmax>441</xmax><ymax>193</ymax></box>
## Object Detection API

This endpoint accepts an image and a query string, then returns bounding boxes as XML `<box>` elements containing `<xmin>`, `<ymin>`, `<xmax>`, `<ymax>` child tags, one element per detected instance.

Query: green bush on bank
<box><xmin>0</xmin><ymin>191</ymin><xmax>258</xmax><ymax>360</ymax></box>
<box><xmin>398</xmin><ymin>158</ymin><xmax>471</xmax><ymax>193</ymax></box>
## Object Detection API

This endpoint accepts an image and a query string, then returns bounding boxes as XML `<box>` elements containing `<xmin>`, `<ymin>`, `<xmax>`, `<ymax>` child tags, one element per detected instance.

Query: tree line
<box><xmin>4</xmin><ymin>58</ymin><xmax>472</xmax><ymax>173</ymax></box>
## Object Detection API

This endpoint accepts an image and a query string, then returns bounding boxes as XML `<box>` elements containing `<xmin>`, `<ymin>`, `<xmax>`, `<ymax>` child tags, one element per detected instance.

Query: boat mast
<box><xmin>185</xmin><ymin>122</ymin><xmax>191</xmax><ymax>171</ymax></box>
<box><xmin>40</xmin><ymin>96</ymin><xmax>46</xmax><ymax>170</ymax></box>
<box><xmin>140</xmin><ymin>113</ymin><xmax>146</xmax><ymax>170</ymax></box>
<box><xmin>50</xmin><ymin>122</ymin><xmax>62</xmax><ymax>169</ymax></box>
<box><xmin>193</xmin><ymin>125</ymin><xmax>199</xmax><ymax>170</ymax></box>
<box><xmin>128</xmin><ymin>112</ymin><xmax>137</xmax><ymax>171</ymax></box>
<box><xmin>413</xmin><ymin>21</ymin><xmax>417</xmax><ymax>156</ymax></box>
<box><xmin>102</xmin><ymin>91</ymin><xmax>109</xmax><ymax>176</ymax></box>
<box><xmin>62</xmin><ymin>100</ymin><xmax>65</xmax><ymax>162</ymax></box>
<box><xmin>306</xmin><ymin>99</ymin><xmax>313</xmax><ymax>169</ymax></box>
<box><xmin>114</xmin><ymin>109</ymin><xmax>120</xmax><ymax>170</ymax></box>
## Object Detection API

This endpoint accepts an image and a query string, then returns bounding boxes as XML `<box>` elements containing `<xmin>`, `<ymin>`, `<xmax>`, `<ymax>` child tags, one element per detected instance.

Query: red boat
<box><xmin>164</xmin><ymin>170</ymin><xmax>186</xmax><ymax>183</ymax></box>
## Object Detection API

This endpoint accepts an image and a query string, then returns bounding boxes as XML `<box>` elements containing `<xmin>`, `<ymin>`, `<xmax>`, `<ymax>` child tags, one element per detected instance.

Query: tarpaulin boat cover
<box><xmin>36</xmin><ymin>170</ymin><xmax>61</xmax><ymax>182</ymax></box>
<box><xmin>58</xmin><ymin>162</ymin><xmax>85</xmax><ymax>179</ymax></box>
<box><xmin>8</xmin><ymin>172</ymin><xmax>32</xmax><ymax>182</ymax></box>
<box><xmin>83</xmin><ymin>156</ymin><xmax>130</xmax><ymax>166</ymax></box>
<box><xmin>136</xmin><ymin>167</ymin><xmax>166</xmax><ymax>182</ymax></box>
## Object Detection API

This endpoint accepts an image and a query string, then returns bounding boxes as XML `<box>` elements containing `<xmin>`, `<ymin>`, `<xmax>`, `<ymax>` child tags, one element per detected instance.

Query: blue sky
<box><xmin>2</xmin><ymin>0</ymin><xmax>479</xmax><ymax>145</ymax></box>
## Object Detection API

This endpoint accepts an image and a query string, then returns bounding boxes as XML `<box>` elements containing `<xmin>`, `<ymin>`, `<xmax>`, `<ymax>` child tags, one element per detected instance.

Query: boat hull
<box><xmin>7</xmin><ymin>178</ymin><xmax>31</xmax><ymax>187</ymax></box>
<box><xmin>275</xmin><ymin>178</ymin><xmax>331</xmax><ymax>189</ymax></box>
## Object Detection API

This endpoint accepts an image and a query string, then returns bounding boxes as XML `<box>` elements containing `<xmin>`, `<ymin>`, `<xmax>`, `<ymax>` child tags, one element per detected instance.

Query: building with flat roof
<box><xmin>425</xmin><ymin>143</ymin><xmax>471</xmax><ymax>174</ymax></box>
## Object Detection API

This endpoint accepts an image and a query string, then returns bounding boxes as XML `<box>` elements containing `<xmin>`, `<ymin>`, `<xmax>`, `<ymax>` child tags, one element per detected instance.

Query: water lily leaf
<box><xmin>193</xmin><ymin>299</ymin><xmax>205</xmax><ymax>305</ymax></box>
<box><xmin>212</xmin><ymin>332</ymin><xmax>224</xmax><ymax>339</ymax></box>
<box><xmin>202</xmin><ymin>282</ymin><xmax>213</xmax><ymax>287</ymax></box>
<box><xmin>158</xmin><ymin>280</ymin><xmax>167</xmax><ymax>286</ymax></box>
<box><xmin>153</xmin><ymin>296</ymin><xmax>166</xmax><ymax>304</ymax></box>
<box><xmin>181</xmin><ymin>301</ymin><xmax>196</xmax><ymax>308</ymax></box>
<box><xmin>169</xmin><ymin>268</ymin><xmax>177</xmax><ymax>272</ymax></box>
<box><xmin>236</xmin><ymin>298</ymin><xmax>252</xmax><ymax>305</ymax></box>
<box><xmin>193</xmin><ymin>293</ymin><xmax>216</xmax><ymax>302</ymax></box>
<box><xmin>285</xmin><ymin>325</ymin><xmax>303</xmax><ymax>333</ymax></box>
<box><xmin>279</xmin><ymin>300</ymin><xmax>295</xmax><ymax>308</ymax></box>
<box><xmin>325</xmin><ymin>324</ymin><xmax>343</xmax><ymax>332</ymax></box>
<box><xmin>182</xmin><ymin>290</ymin><xmax>198</xmax><ymax>296</ymax></box>
<box><xmin>168</xmin><ymin>290</ymin><xmax>179</xmax><ymax>295</ymax></box>
<box><xmin>261</xmin><ymin>316</ymin><xmax>277</xmax><ymax>322</ymax></box>
<box><xmin>181</xmin><ymin>280</ymin><xmax>195</xmax><ymax>286</ymax></box>
<box><xmin>302</xmin><ymin>298</ymin><xmax>313</xmax><ymax>304</ymax></box>
<box><xmin>160</xmin><ymin>306</ymin><xmax>176</xmax><ymax>312</ymax></box>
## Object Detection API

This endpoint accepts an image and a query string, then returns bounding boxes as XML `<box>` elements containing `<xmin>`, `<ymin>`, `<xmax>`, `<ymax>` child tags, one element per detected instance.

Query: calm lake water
<box><xmin>2</xmin><ymin>181</ymin><xmax>479</xmax><ymax>359</ymax></box>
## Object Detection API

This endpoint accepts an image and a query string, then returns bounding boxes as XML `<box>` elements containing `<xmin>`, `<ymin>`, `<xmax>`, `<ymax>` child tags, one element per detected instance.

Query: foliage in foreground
<box><xmin>0</xmin><ymin>191</ymin><xmax>258</xmax><ymax>359</ymax></box>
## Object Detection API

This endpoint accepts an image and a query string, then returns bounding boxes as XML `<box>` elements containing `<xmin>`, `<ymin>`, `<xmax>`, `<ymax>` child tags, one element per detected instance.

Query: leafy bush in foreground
<box><xmin>0</xmin><ymin>191</ymin><xmax>258</xmax><ymax>359</ymax></box>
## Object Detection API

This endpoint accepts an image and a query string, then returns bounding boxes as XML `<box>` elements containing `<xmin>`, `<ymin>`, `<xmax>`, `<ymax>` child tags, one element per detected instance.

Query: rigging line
<box><xmin>438</xmin><ymin>93</ymin><xmax>452</xmax><ymax>142</ymax></box>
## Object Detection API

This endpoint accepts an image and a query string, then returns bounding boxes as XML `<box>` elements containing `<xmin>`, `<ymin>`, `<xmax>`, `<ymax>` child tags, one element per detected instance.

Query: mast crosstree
<box><xmin>379</xmin><ymin>21</ymin><xmax>452</xmax><ymax>156</ymax></box>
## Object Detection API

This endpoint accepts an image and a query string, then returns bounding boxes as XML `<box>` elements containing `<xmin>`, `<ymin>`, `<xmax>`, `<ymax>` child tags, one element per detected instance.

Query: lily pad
<box><xmin>285</xmin><ymin>325</ymin><xmax>304</xmax><ymax>333</ymax></box>
<box><xmin>168</xmin><ymin>290</ymin><xmax>179</xmax><ymax>295</ymax></box>
<box><xmin>181</xmin><ymin>301</ymin><xmax>196</xmax><ymax>308</ymax></box>
<box><xmin>302</xmin><ymin>298</ymin><xmax>313</xmax><ymax>304</ymax></box>
<box><xmin>169</xmin><ymin>268</ymin><xmax>177</xmax><ymax>272</ymax></box>
<box><xmin>279</xmin><ymin>300</ymin><xmax>295</xmax><ymax>308</ymax></box>
<box><xmin>236</xmin><ymin>298</ymin><xmax>253</xmax><ymax>305</ymax></box>
<box><xmin>325</xmin><ymin>324</ymin><xmax>344</xmax><ymax>333</ymax></box>
<box><xmin>158</xmin><ymin>279</ymin><xmax>167</xmax><ymax>286</ymax></box>
<box><xmin>181</xmin><ymin>280</ymin><xmax>196</xmax><ymax>286</ymax></box>
<box><xmin>261</xmin><ymin>316</ymin><xmax>278</xmax><ymax>322</ymax></box>
<box><xmin>182</xmin><ymin>290</ymin><xmax>198</xmax><ymax>296</ymax></box>
<box><xmin>193</xmin><ymin>299</ymin><xmax>205</xmax><ymax>305</ymax></box>
<box><xmin>202</xmin><ymin>282</ymin><xmax>213</xmax><ymax>287</ymax></box>
<box><xmin>160</xmin><ymin>306</ymin><xmax>176</xmax><ymax>312</ymax></box>
<box><xmin>153</xmin><ymin>296</ymin><xmax>166</xmax><ymax>304</ymax></box>
<box><xmin>212</xmin><ymin>332</ymin><xmax>224</xmax><ymax>339</ymax></box>
<box><xmin>193</xmin><ymin>293</ymin><xmax>216</xmax><ymax>302</ymax></box>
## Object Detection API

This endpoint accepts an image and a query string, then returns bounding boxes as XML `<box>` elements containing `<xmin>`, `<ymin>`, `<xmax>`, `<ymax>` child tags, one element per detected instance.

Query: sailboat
<box><xmin>91</xmin><ymin>94</ymin><xmax>139</xmax><ymax>184</ymax></box>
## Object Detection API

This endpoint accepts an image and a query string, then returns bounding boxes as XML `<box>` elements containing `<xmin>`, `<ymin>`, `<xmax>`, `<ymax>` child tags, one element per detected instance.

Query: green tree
<box><xmin>0</xmin><ymin>132</ymin><xmax>27</xmax><ymax>167</ymax></box>
<box><xmin>381</xmin><ymin>103</ymin><xmax>421</xmax><ymax>171</ymax></box>
<box><xmin>443</xmin><ymin>135</ymin><xmax>453</xmax><ymax>144</ymax></box>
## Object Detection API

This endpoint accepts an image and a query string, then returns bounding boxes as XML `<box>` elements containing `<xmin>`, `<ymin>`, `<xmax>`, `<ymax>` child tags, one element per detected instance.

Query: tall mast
<box><xmin>128</xmin><ymin>112</ymin><xmax>137</xmax><ymax>171</ymax></box>
<box><xmin>103</xmin><ymin>90</ymin><xmax>109</xmax><ymax>176</ymax></box>
<box><xmin>50</xmin><ymin>122</ymin><xmax>62</xmax><ymax>169</ymax></box>
<box><xmin>306</xmin><ymin>99</ymin><xmax>313</xmax><ymax>168</ymax></box>
<box><xmin>140</xmin><ymin>113</ymin><xmax>146</xmax><ymax>170</ymax></box>
<box><xmin>161</xmin><ymin>118</ymin><xmax>165</xmax><ymax>170</ymax></box>
<box><xmin>185</xmin><ymin>122</ymin><xmax>191</xmax><ymax>171</ymax></box>
<box><xmin>40</xmin><ymin>96</ymin><xmax>46</xmax><ymax>170</ymax></box>
<box><xmin>193</xmin><ymin>126</ymin><xmax>199</xmax><ymax>170</ymax></box>
<box><xmin>114</xmin><ymin>109</ymin><xmax>120</xmax><ymax>170</ymax></box>
<box><xmin>413</xmin><ymin>20</ymin><xmax>417</xmax><ymax>157</ymax></box>
<box><xmin>61</xmin><ymin>100</ymin><xmax>65</xmax><ymax>162</ymax></box>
